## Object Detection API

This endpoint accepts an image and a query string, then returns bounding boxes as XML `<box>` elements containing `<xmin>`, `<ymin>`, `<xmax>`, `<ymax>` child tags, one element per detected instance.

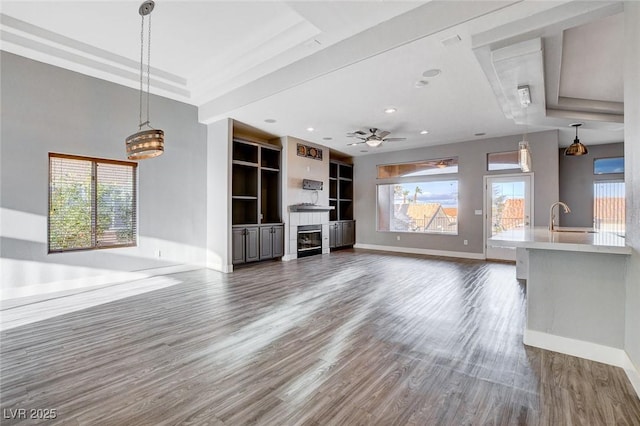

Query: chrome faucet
<box><xmin>549</xmin><ymin>201</ymin><xmax>571</xmax><ymax>231</ymax></box>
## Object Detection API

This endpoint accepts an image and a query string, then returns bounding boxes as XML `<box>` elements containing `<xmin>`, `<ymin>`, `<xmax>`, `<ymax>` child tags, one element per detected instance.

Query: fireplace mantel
<box><xmin>289</xmin><ymin>204</ymin><xmax>335</xmax><ymax>212</ymax></box>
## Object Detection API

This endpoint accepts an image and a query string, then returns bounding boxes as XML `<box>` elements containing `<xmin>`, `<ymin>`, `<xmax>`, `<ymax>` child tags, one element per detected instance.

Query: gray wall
<box><xmin>624</xmin><ymin>0</ymin><xmax>640</xmax><ymax>378</ymax></box>
<box><xmin>559</xmin><ymin>143</ymin><xmax>624</xmax><ymax>227</ymax></box>
<box><xmin>353</xmin><ymin>130</ymin><xmax>559</xmax><ymax>255</ymax></box>
<box><xmin>0</xmin><ymin>52</ymin><xmax>207</xmax><ymax>298</ymax></box>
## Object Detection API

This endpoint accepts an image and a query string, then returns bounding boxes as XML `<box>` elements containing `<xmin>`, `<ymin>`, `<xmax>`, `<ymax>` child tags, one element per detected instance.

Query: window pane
<box><xmin>49</xmin><ymin>157</ymin><xmax>93</xmax><ymax>251</ymax></box>
<box><xmin>594</xmin><ymin>157</ymin><xmax>624</xmax><ymax>174</ymax></box>
<box><xmin>49</xmin><ymin>154</ymin><xmax>137</xmax><ymax>252</ymax></box>
<box><xmin>96</xmin><ymin>163</ymin><xmax>136</xmax><ymax>247</ymax></box>
<box><xmin>487</xmin><ymin>151</ymin><xmax>520</xmax><ymax>171</ymax></box>
<box><xmin>377</xmin><ymin>158</ymin><xmax>458</xmax><ymax>178</ymax></box>
<box><xmin>377</xmin><ymin>181</ymin><xmax>458</xmax><ymax>234</ymax></box>
<box><xmin>594</xmin><ymin>180</ymin><xmax>625</xmax><ymax>235</ymax></box>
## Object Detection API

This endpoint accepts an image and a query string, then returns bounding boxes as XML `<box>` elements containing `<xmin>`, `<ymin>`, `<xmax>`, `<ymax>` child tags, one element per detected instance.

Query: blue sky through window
<box><xmin>594</xmin><ymin>157</ymin><xmax>624</xmax><ymax>175</ymax></box>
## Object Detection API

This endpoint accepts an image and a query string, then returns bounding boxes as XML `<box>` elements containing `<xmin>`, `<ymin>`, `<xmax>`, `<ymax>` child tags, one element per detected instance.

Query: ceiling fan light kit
<box><xmin>346</xmin><ymin>128</ymin><xmax>406</xmax><ymax>148</ymax></box>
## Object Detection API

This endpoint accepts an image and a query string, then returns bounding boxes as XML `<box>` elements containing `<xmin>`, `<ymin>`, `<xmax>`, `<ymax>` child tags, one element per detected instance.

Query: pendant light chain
<box><xmin>146</xmin><ymin>13</ymin><xmax>152</xmax><ymax>127</ymax></box>
<box><xmin>138</xmin><ymin>14</ymin><xmax>144</xmax><ymax>129</ymax></box>
<box><xmin>137</xmin><ymin>12</ymin><xmax>152</xmax><ymax>129</ymax></box>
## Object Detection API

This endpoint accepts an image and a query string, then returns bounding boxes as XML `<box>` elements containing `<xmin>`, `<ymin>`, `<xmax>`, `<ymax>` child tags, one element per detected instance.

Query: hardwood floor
<box><xmin>1</xmin><ymin>249</ymin><xmax>639</xmax><ymax>425</ymax></box>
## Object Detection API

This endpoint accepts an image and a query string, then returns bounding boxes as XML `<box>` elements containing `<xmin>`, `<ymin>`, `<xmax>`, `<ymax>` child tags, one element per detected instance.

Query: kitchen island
<box><xmin>489</xmin><ymin>227</ymin><xmax>631</xmax><ymax>368</ymax></box>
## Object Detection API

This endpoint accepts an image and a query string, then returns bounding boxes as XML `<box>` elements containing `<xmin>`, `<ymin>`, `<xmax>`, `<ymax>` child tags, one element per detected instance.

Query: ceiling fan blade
<box><xmin>382</xmin><ymin>137</ymin><xmax>407</xmax><ymax>142</ymax></box>
<box><xmin>378</xmin><ymin>130</ymin><xmax>390</xmax><ymax>138</ymax></box>
<box><xmin>347</xmin><ymin>130</ymin><xmax>366</xmax><ymax>137</ymax></box>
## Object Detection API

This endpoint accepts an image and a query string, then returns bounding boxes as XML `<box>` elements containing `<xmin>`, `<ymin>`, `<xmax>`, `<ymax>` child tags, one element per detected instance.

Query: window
<box><xmin>594</xmin><ymin>157</ymin><xmax>624</xmax><ymax>175</ymax></box>
<box><xmin>49</xmin><ymin>153</ymin><xmax>137</xmax><ymax>252</ymax></box>
<box><xmin>594</xmin><ymin>180</ymin><xmax>625</xmax><ymax>235</ymax></box>
<box><xmin>487</xmin><ymin>151</ymin><xmax>520</xmax><ymax>171</ymax></box>
<box><xmin>377</xmin><ymin>181</ymin><xmax>458</xmax><ymax>234</ymax></box>
<box><xmin>377</xmin><ymin>157</ymin><xmax>458</xmax><ymax>178</ymax></box>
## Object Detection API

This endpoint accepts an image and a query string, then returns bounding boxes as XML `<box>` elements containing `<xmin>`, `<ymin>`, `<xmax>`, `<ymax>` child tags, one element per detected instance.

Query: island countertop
<box><xmin>488</xmin><ymin>227</ymin><xmax>630</xmax><ymax>255</ymax></box>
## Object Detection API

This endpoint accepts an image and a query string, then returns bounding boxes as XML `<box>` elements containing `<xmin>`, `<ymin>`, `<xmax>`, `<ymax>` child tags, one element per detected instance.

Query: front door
<box><xmin>485</xmin><ymin>174</ymin><xmax>532</xmax><ymax>261</ymax></box>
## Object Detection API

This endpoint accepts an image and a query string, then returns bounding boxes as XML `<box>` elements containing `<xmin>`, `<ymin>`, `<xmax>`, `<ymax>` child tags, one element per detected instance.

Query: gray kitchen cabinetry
<box><xmin>260</xmin><ymin>224</ymin><xmax>284</xmax><ymax>260</ymax></box>
<box><xmin>232</xmin><ymin>226</ymin><xmax>260</xmax><ymax>264</ymax></box>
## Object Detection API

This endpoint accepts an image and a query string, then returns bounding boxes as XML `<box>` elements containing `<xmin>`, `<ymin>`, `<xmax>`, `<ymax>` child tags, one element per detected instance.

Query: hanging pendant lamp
<box><xmin>518</xmin><ymin>98</ymin><xmax>532</xmax><ymax>172</ymax></box>
<box><xmin>564</xmin><ymin>123</ymin><xmax>588</xmax><ymax>156</ymax></box>
<box><xmin>126</xmin><ymin>0</ymin><xmax>164</xmax><ymax>160</ymax></box>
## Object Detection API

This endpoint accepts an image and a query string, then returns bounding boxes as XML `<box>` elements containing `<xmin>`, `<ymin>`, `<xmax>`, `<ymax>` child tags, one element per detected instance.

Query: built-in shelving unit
<box><xmin>329</xmin><ymin>159</ymin><xmax>355</xmax><ymax>248</ymax></box>
<box><xmin>231</xmin><ymin>136</ymin><xmax>283</xmax><ymax>265</ymax></box>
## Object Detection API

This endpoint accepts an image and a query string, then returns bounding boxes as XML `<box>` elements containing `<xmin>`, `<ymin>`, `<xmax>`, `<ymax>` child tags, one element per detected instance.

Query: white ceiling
<box><xmin>0</xmin><ymin>0</ymin><xmax>626</xmax><ymax>156</ymax></box>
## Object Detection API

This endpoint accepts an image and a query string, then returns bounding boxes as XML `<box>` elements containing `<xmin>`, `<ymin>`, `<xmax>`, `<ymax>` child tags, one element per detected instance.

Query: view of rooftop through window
<box><xmin>594</xmin><ymin>180</ymin><xmax>625</xmax><ymax>235</ymax></box>
<box><xmin>377</xmin><ymin>181</ymin><xmax>458</xmax><ymax>234</ymax></box>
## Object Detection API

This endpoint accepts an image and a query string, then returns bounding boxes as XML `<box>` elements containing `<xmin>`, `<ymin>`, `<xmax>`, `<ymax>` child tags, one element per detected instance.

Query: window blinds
<box><xmin>49</xmin><ymin>154</ymin><xmax>137</xmax><ymax>252</ymax></box>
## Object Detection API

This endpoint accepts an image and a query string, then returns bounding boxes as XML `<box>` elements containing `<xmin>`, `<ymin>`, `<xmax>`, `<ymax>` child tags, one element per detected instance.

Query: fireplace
<box><xmin>297</xmin><ymin>225</ymin><xmax>322</xmax><ymax>258</ymax></box>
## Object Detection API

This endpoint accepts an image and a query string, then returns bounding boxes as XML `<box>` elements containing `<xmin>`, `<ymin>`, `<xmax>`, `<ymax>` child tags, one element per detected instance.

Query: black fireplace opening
<box><xmin>297</xmin><ymin>225</ymin><xmax>322</xmax><ymax>258</ymax></box>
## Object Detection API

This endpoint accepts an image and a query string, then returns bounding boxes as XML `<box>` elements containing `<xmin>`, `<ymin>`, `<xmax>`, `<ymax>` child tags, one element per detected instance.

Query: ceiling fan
<box><xmin>347</xmin><ymin>128</ymin><xmax>406</xmax><ymax>147</ymax></box>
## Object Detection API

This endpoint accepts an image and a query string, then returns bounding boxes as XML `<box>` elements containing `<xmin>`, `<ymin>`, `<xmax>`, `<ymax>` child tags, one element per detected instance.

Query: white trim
<box><xmin>622</xmin><ymin>355</ymin><xmax>640</xmax><ymax>399</ymax></box>
<box><xmin>206</xmin><ymin>261</ymin><xmax>233</xmax><ymax>274</ymax></box>
<box><xmin>1</xmin><ymin>263</ymin><xmax>202</xmax><ymax>307</ymax></box>
<box><xmin>524</xmin><ymin>329</ymin><xmax>640</xmax><ymax>398</ymax></box>
<box><xmin>282</xmin><ymin>254</ymin><xmax>297</xmax><ymax>261</ymax></box>
<box><xmin>353</xmin><ymin>243</ymin><xmax>485</xmax><ymax>260</ymax></box>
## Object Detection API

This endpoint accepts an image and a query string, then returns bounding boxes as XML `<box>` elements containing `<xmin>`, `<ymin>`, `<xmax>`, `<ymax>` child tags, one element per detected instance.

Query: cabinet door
<box><xmin>329</xmin><ymin>223</ymin><xmax>337</xmax><ymax>248</ymax></box>
<box><xmin>232</xmin><ymin>228</ymin><xmax>246</xmax><ymax>264</ymax></box>
<box><xmin>260</xmin><ymin>226</ymin><xmax>273</xmax><ymax>260</ymax></box>
<box><xmin>335</xmin><ymin>222</ymin><xmax>343</xmax><ymax>247</ymax></box>
<box><xmin>272</xmin><ymin>225</ymin><xmax>284</xmax><ymax>258</ymax></box>
<box><xmin>245</xmin><ymin>227</ymin><xmax>260</xmax><ymax>262</ymax></box>
<box><xmin>342</xmin><ymin>221</ymin><xmax>355</xmax><ymax>246</ymax></box>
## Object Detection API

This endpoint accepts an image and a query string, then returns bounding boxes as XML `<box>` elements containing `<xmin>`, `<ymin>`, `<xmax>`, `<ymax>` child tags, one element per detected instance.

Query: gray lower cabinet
<box><xmin>341</xmin><ymin>220</ymin><xmax>355</xmax><ymax>246</ymax></box>
<box><xmin>272</xmin><ymin>225</ymin><xmax>284</xmax><ymax>258</ymax></box>
<box><xmin>234</xmin><ymin>224</ymin><xmax>283</xmax><ymax>265</ymax></box>
<box><xmin>260</xmin><ymin>225</ymin><xmax>284</xmax><ymax>260</ymax></box>
<box><xmin>329</xmin><ymin>220</ymin><xmax>355</xmax><ymax>249</ymax></box>
<box><xmin>232</xmin><ymin>226</ymin><xmax>260</xmax><ymax>264</ymax></box>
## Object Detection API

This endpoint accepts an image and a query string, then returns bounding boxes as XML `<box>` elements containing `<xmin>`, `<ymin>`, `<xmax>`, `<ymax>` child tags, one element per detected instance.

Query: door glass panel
<box><xmin>490</xmin><ymin>181</ymin><xmax>526</xmax><ymax>237</ymax></box>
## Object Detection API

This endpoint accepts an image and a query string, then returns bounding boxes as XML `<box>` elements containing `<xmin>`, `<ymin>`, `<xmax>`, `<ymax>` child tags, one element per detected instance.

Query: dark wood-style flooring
<box><xmin>1</xmin><ymin>249</ymin><xmax>639</xmax><ymax>425</ymax></box>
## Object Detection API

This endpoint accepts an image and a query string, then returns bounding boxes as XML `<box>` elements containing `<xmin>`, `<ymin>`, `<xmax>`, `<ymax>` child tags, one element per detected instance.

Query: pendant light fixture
<box><xmin>125</xmin><ymin>0</ymin><xmax>164</xmax><ymax>160</ymax></box>
<box><xmin>519</xmin><ymin>141</ymin><xmax>532</xmax><ymax>172</ymax></box>
<box><xmin>518</xmin><ymin>87</ymin><xmax>532</xmax><ymax>172</ymax></box>
<box><xmin>564</xmin><ymin>123</ymin><xmax>588</xmax><ymax>156</ymax></box>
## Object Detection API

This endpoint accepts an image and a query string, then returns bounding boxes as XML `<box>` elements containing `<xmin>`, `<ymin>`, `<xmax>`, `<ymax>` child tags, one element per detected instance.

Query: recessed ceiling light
<box><xmin>384</xmin><ymin>108</ymin><xmax>397</xmax><ymax>114</ymax></box>
<box><xmin>360</xmin><ymin>150</ymin><xmax>368</xmax><ymax>153</ymax></box>
<box><xmin>422</xmin><ymin>69</ymin><xmax>441</xmax><ymax>78</ymax></box>
<box><xmin>420</xmin><ymin>130</ymin><xmax>429</xmax><ymax>135</ymax></box>
<box><xmin>264</xmin><ymin>118</ymin><xmax>277</xmax><ymax>123</ymax></box>
<box><xmin>306</xmin><ymin>127</ymin><xmax>315</xmax><ymax>132</ymax></box>
<box><xmin>474</xmin><ymin>132</ymin><xmax>486</xmax><ymax>136</ymax></box>
<box><xmin>323</xmin><ymin>137</ymin><xmax>333</xmax><ymax>141</ymax></box>
<box><xmin>415</xmin><ymin>80</ymin><xmax>429</xmax><ymax>88</ymax></box>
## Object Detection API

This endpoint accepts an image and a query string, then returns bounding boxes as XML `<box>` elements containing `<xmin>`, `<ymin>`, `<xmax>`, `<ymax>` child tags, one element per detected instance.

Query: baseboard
<box><xmin>524</xmin><ymin>329</ymin><xmax>640</xmax><ymax>398</ymax></box>
<box><xmin>353</xmin><ymin>243</ymin><xmax>485</xmax><ymax>260</ymax></box>
<box><xmin>1</xmin><ymin>263</ymin><xmax>202</xmax><ymax>308</ymax></box>
<box><xmin>282</xmin><ymin>254</ymin><xmax>297</xmax><ymax>261</ymax></box>
<box><xmin>622</xmin><ymin>353</ymin><xmax>640</xmax><ymax>398</ymax></box>
<box><xmin>206</xmin><ymin>261</ymin><xmax>233</xmax><ymax>273</ymax></box>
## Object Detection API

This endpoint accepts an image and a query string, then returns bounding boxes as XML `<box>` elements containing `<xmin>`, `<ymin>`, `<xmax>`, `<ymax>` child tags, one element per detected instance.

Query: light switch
<box><xmin>474</xmin><ymin>210</ymin><xmax>482</xmax><ymax>215</ymax></box>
